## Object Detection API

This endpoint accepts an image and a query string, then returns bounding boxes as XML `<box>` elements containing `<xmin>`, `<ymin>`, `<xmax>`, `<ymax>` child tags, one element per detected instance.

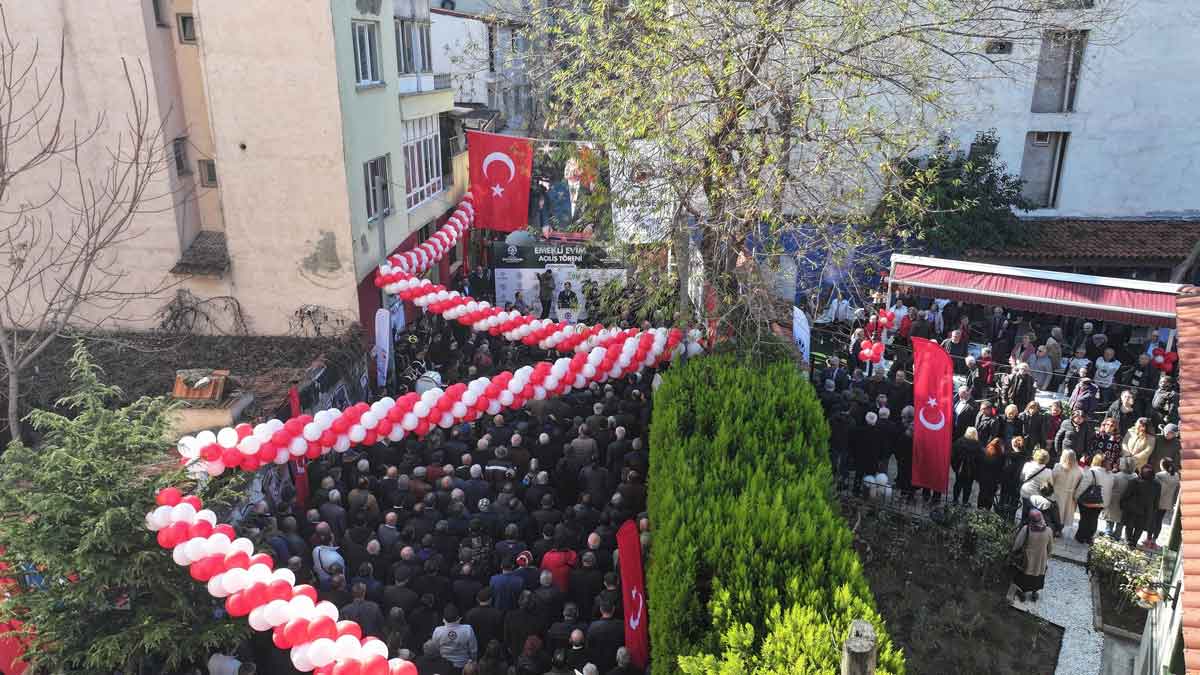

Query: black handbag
<box><xmin>1077</xmin><ymin>469</ymin><xmax>1104</xmax><ymax>509</ymax></box>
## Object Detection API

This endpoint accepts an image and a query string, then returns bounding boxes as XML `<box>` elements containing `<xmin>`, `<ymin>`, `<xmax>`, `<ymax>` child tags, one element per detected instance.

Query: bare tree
<box><xmin>0</xmin><ymin>6</ymin><xmax>171</xmax><ymax>440</ymax></box>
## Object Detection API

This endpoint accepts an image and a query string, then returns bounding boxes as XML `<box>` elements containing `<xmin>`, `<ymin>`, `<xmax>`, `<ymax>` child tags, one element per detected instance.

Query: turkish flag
<box><xmin>616</xmin><ymin>520</ymin><xmax>649</xmax><ymax>668</ymax></box>
<box><xmin>467</xmin><ymin>130</ymin><xmax>533</xmax><ymax>232</ymax></box>
<box><xmin>911</xmin><ymin>337</ymin><xmax>953</xmax><ymax>493</ymax></box>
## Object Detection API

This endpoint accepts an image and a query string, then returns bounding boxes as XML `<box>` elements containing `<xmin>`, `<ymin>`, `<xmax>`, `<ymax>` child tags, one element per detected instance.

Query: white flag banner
<box><xmin>792</xmin><ymin>306</ymin><xmax>811</xmax><ymax>363</ymax></box>
<box><xmin>374</xmin><ymin>308</ymin><xmax>391</xmax><ymax>388</ymax></box>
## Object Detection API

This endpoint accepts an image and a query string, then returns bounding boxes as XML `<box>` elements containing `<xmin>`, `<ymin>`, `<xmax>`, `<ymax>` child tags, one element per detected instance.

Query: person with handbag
<box><xmin>1011</xmin><ymin>509</ymin><xmax>1054</xmax><ymax>603</ymax></box>
<box><xmin>1105</xmin><ymin>457</ymin><xmax>1137</xmax><ymax>540</ymax></box>
<box><xmin>1074</xmin><ymin>454</ymin><xmax>1111</xmax><ymax>544</ymax></box>
<box><xmin>1052</xmin><ymin>449</ymin><xmax>1083</xmax><ymax>536</ymax></box>
<box><xmin>1019</xmin><ymin>448</ymin><xmax>1054</xmax><ymax>500</ymax></box>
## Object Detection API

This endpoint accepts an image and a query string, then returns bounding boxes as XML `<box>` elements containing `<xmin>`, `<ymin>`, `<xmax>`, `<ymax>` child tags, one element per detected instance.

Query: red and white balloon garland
<box><xmin>144</xmin><ymin>489</ymin><xmax>412</xmax><ymax>675</ymax></box>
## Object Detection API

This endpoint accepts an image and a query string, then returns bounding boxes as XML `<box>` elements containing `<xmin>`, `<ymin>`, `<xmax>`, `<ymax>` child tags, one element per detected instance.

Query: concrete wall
<box><xmin>431</xmin><ymin>10</ymin><xmax>490</xmax><ymax>105</ymax></box>
<box><xmin>950</xmin><ymin>0</ymin><xmax>1200</xmax><ymax>219</ymax></box>
<box><xmin>0</xmin><ymin>1</ymin><xmax>227</xmax><ymax>331</ymax></box>
<box><xmin>195</xmin><ymin>0</ymin><xmax>360</xmax><ymax>334</ymax></box>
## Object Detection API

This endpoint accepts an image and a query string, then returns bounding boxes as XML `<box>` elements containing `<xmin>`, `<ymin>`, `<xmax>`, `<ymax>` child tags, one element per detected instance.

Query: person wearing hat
<box><xmin>1068</xmin><ymin>369</ymin><xmax>1100</xmax><ymax>416</ymax></box>
<box><xmin>1011</xmin><ymin>508</ymin><xmax>1053</xmax><ymax>603</ymax></box>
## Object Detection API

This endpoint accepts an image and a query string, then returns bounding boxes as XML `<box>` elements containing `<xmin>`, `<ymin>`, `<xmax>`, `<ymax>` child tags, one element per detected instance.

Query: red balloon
<box><xmin>214</xmin><ymin>524</ymin><xmax>236</xmax><ymax>539</ymax></box>
<box><xmin>360</xmin><ymin>654</ymin><xmax>388</xmax><ymax>675</ymax></box>
<box><xmin>859</xmin><ymin>350</ymin><xmax>871</xmax><ymax>362</ymax></box>
<box><xmin>336</xmin><ymin>620</ymin><xmax>363</xmax><ymax>640</ymax></box>
<box><xmin>362</xmin><ymin>431</ymin><xmax>378</xmax><ymax>446</ymax></box>
<box><xmin>320</xmin><ymin>431</ymin><xmax>337</xmax><ymax>446</ymax></box>
<box><xmin>292</xmin><ymin>584</ymin><xmax>319</xmax><ymax>603</ymax></box>
<box><xmin>190</xmin><ymin>559</ymin><xmax>213</xmax><ymax>582</ymax></box>
<box><xmin>273</xmin><ymin>625</ymin><xmax>292</xmax><ymax>650</ymax></box>
<box><xmin>243</xmin><ymin>582</ymin><xmax>268</xmax><ymax>609</ymax></box>
<box><xmin>308</xmin><ymin>615</ymin><xmax>337</xmax><ymax>642</ymax></box>
<box><xmin>415</xmin><ymin>421</ymin><xmax>430</xmax><ymax>436</ymax></box>
<box><xmin>236</xmin><ymin>423</ymin><xmax>253</xmax><ymax>439</ymax></box>
<box><xmin>860</xmin><ymin>340</ymin><xmax>874</xmax><ymax>352</ymax></box>
<box><xmin>390</xmin><ymin>660</ymin><xmax>419</xmax><ymax>675</ymax></box>
<box><xmin>181</xmin><ymin>495</ymin><xmax>203</xmax><ymax>510</ymax></box>
<box><xmin>271</xmin><ymin>431</ymin><xmax>289</xmax><ymax>447</ymax></box>
<box><xmin>156</xmin><ymin>487</ymin><xmax>183</xmax><ymax>506</ymax></box>
<box><xmin>376</xmin><ymin>419</ymin><xmax>394</xmax><ymax>436</ymax></box>
<box><xmin>306</xmin><ymin>444</ymin><xmax>323</xmax><ymax>459</ymax></box>
<box><xmin>188</xmin><ymin>520</ymin><xmax>213</xmax><ymax>539</ymax></box>
<box><xmin>169</xmin><ymin>521</ymin><xmax>190</xmax><ymax>544</ymax></box>
<box><xmin>872</xmin><ymin>343</ymin><xmax>885</xmax><ymax>355</ymax></box>
<box><xmin>315</xmin><ymin>665</ymin><xmax>336</xmax><ymax>675</ymax></box>
<box><xmin>1153</xmin><ymin>347</ymin><xmax>1165</xmax><ymax>357</ymax></box>
<box><xmin>284</xmin><ymin>420</ymin><xmax>304</xmax><ymax>435</ymax></box>
<box><xmin>221</xmin><ymin>447</ymin><xmax>242</xmax><ymax>467</ymax></box>
<box><xmin>250</xmin><ymin>553</ymin><xmax>274</xmax><ymax>568</ymax></box>
<box><xmin>242</xmin><ymin>457</ymin><xmax>261</xmax><ymax>472</ymax></box>
<box><xmin>156</xmin><ymin>528</ymin><xmax>176</xmax><ymax>549</ymax></box>
<box><xmin>201</xmin><ymin>444</ymin><xmax>222</xmax><ymax>462</ymax></box>
<box><xmin>871</xmin><ymin>353</ymin><xmax>883</xmax><ymax>363</ymax></box>
<box><xmin>283</xmin><ymin>617</ymin><xmax>310</xmax><ymax>647</ymax></box>
<box><xmin>333</xmin><ymin>660</ymin><xmax>363</xmax><ymax>675</ymax></box>
<box><xmin>256</xmin><ymin>444</ymin><xmax>276</xmax><ymax>462</ymax></box>
<box><xmin>224</xmin><ymin>551</ymin><xmax>251</xmax><ymax>570</ymax></box>
<box><xmin>332</xmin><ymin>418</ymin><xmax>349</xmax><ymax>434</ymax></box>
<box><xmin>268</xmin><ymin>579</ymin><xmax>293</xmax><ymax>601</ymax></box>
<box><xmin>225</xmin><ymin>591</ymin><xmax>251</xmax><ymax>617</ymax></box>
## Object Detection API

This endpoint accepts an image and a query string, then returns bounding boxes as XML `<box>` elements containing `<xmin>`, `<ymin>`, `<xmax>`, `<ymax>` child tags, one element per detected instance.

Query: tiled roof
<box><xmin>171</xmin><ymin>230</ymin><xmax>230</xmax><ymax>276</ymax></box>
<box><xmin>965</xmin><ymin>219</ymin><xmax>1200</xmax><ymax>262</ymax></box>
<box><xmin>1175</xmin><ymin>287</ymin><xmax>1200</xmax><ymax>673</ymax></box>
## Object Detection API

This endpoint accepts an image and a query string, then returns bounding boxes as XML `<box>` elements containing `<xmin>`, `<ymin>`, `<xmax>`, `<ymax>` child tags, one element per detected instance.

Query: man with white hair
<box><xmin>852</xmin><ymin>412</ymin><xmax>883</xmax><ymax>495</ymax></box>
<box><xmin>822</xmin><ymin>356</ymin><xmax>848</xmax><ymax>391</ymax></box>
<box><xmin>608</xmin><ymin>647</ymin><xmax>640</xmax><ymax>675</ymax></box>
<box><xmin>319</xmin><ymin>489</ymin><xmax>347</xmax><ymax>540</ymax></box>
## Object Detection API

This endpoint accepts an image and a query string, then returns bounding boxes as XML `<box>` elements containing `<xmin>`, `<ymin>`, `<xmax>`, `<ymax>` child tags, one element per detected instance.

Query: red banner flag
<box><xmin>911</xmin><ymin>337</ymin><xmax>954</xmax><ymax>493</ymax></box>
<box><xmin>288</xmin><ymin>385</ymin><xmax>310</xmax><ymax>508</ymax></box>
<box><xmin>616</xmin><ymin>520</ymin><xmax>649</xmax><ymax>668</ymax></box>
<box><xmin>467</xmin><ymin>130</ymin><xmax>533</xmax><ymax>232</ymax></box>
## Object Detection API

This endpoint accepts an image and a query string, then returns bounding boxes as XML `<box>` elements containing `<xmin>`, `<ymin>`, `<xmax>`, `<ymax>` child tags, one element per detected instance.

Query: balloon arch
<box><xmin>144</xmin><ymin>192</ymin><xmax>690</xmax><ymax>675</ymax></box>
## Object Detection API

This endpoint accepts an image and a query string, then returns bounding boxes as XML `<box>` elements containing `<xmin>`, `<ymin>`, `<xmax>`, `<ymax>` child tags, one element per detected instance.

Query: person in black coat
<box><xmin>952</xmin><ymin>387</ymin><xmax>977</xmax><ymax>440</ymax></box>
<box><xmin>951</xmin><ymin>429</ymin><xmax>981</xmax><ymax>506</ymax></box>
<box><xmin>1054</xmin><ymin>409</ymin><xmax>1094</xmax><ymax>460</ymax></box>
<box><xmin>1120</xmin><ymin>464</ymin><xmax>1162</xmax><ymax>548</ymax></box>
<box><xmin>998</xmin><ymin>437</ymin><xmax>1028</xmax><ymax>518</ymax></box>
<box><xmin>974</xmin><ymin>402</ymin><xmax>1000</xmax><ymax>448</ymax></box>
<box><xmin>976</xmin><ymin>438</ymin><xmax>1006</xmax><ymax>510</ymax></box>
<box><xmin>851</xmin><ymin>412</ymin><xmax>884</xmax><ymax>493</ymax></box>
<box><xmin>1004</xmin><ymin>363</ymin><xmax>1036</xmax><ymax>412</ymax></box>
<box><xmin>1020</xmin><ymin>401</ymin><xmax>1050</xmax><ymax>456</ymax></box>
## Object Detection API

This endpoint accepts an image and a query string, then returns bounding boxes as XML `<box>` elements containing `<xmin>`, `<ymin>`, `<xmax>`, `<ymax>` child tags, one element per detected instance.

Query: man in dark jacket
<box><xmin>537</xmin><ymin>268</ymin><xmax>556</xmax><ymax>319</ymax></box>
<box><xmin>952</xmin><ymin>386</ymin><xmax>977</xmax><ymax>439</ymax></box>
<box><xmin>464</xmin><ymin>587</ymin><xmax>504</xmax><ymax>655</ymax></box>
<box><xmin>340</xmin><ymin>582</ymin><xmax>386</xmax><ymax>638</ymax></box>
<box><xmin>1120</xmin><ymin>464</ymin><xmax>1162</xmax><ymax>548</ymax></box>
<box><xmin>1106</xmin><ymin>390</ymin><xmax>1140</xmax><ymax>437</ymax></box>
<box><xmin>850</xmin><ymin>412</ymin><xmax>884</xmax><ymax>493</ymax></box>
<box><xmin>586</xmin><ymin>597</ymin><xmax>625</xmax><ymax>673</ymax></box>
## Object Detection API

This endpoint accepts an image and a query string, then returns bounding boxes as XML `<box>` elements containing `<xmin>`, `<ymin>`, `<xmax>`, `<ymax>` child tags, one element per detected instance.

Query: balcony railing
<box><xmin>434</xmin><ymin>73</ymin><xmax>452</xmax><ymax>90</ymax></box>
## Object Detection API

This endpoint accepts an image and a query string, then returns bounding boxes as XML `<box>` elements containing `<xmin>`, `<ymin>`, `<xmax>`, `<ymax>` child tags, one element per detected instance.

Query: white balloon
<box><xmin>207</xmin><ymin>574</ymin><xmax>229</xmax><ymax>598</ymax></box>
<box><xmin>387</xmin><ymin>426</ymin><xmax>404</xmax><ymax>442</ymax></box>
<box><xmin>348</xmin><ymin>425</ymin><xmax>366</xmax><ymax>443</ymax></box>
<box><xmin>217</xmin><ymin>427</ymin><xmax>239</xmax><ymax>449</ymax></box>
<box><xmin>232</xmin><ymin>538</ymin><xmax>255</xmax><ymax>556</ymax></box>
<box><xmin>401</xmin><ymin>413</ymin><xmax>419</xmax><ymax>431</ymax></box>
<box><xmin>438</xmin><ymin>413</ymin><xmax>454</xmax><ymax>428</ymax></box>
<box><xmin>413</xmin><ymin>401</ymin><xmax>431</xmax><ymax>418</ymax></box>
<box><xmin>152</xmin><ymin>505</ymin><xmax>173</xmax><ymax>529</ymax></box>
<box><xmin>308</xmin><ymin>638</ymin><xmax>336</xmax><ymax>667</ymax></box>
<box><xmin>177</xmin><ymin>436</ymin><xmax>200</xmax><ymax>459</ymax></box>
<box><xmin>303</xmin><ymin>423</ymin><xmax>321</xmax><ymax>442</ymax></box>
<box><xmin>195</xmin><ymin>509</ymin><xmax>218</xmax><ymax>525</ymax></box>
<box><xmin>582</xmin><ymin>364</ymin><xmax>597</xmax><ymax>378</ymax></box>
<box><xmin>274</xmin><ymin>568</ymin><xmax>297</xmax><ymax>586</ymax></box>
<box><xmin>291</xmin><ymin>643</ymin><xmax>314</xmax><ymax>672</ymax></box>
<box><xmin>275</xmin><ymin>449</ymin><xmax>291</xmax><ymax>464</ymax></box>
<box><xmin>207</xmin><ymin>533</ymin><xmax>232</xmax><ymax>556</ymax></box>
<box><xmin>315</xmin><ymin>601</ymin><xmax>339</xmax><ymax>621</ymax></box>
<box><xmin>533</xmin><ymin>386</ymin><xmax>547</xmax><ymax>400</ymax></box>
<box><xmin>334</xmin><ymin>436</ymin><xmax>351</xmax><ymax>452</ymax></box>
<box><xmin>574</xmin><ymin>375</ymin><xmax>587</xmax><ymax>388</ymax></box>
<box><xmin>334</xmin><ymin>634</ymin><xmax>362</xmax><ymax>661</ymax></box>
<box><xmin>170</xmin><ymin>502</ymin><xmax>196</xmax><ymax>523</ymax></box>
<box><xmin>205</xmin><ymin>460</ymin><xmax>225</xmax><ymax>477</ymax></box>
<box><xmin>264</xmin><ymin>599</ymin><xmax>291</xmax><ymax>626</ymax></box>
<box><xmin>452</xmin><ymin>402</ymin><xmax>468</xmax><ymax>418</ymax></box>
<box><xmin>288</xmin><ymin>594</ymin><xmax>316</xmax><ymax>618</ymax></box>
<box><xmin>238</xmin><ymin>436</ymin><xmax>261</xmax><ymax>456</ymax></box>
<box><xmin>289</xmin><ymin>436</ymin><xmax>308</xmax><ymax>456</ymax></box>
<box><xmin>267</xmin><ymin>418</ymin><xmax>285</xmax><ymax>433</ymax></box>
<box><xmin>499</xmin><ymin>390</ymin><xmax>514</xmax><ymax>406</ymax></box>
<box><xmin>253</xmin><ymin>423</ymin><xmax>271</xmax><ymax>441</ymax></box>
<box><xmin>248</xmin><ymin>606</ymin><xmax>272</xmax><ymax>632</ymax></box>
<box><xmin>486</xmin><ymin>400</ymin><xmax>502</xmax><ymax>415</ymax></box>
<box><xmin>462</xmin><ymin>391</ymin><xmax>479</xmax><ymax>406</ymax></box>
<box><xmin>223</xmin><ymin>567</ymin><xmax>249</xmax><ymax>593</ymax></box>
<box><xmin>196</xmin><ymin>430</ymin><xmax>217</xmax><ymax>447</ymax></box>
<box><xmin>362</xmin><ymin>638</ymin><xmax>389</xmax><ymax>658</ymax></box>
<box><xmin>544</xmin><ymin>376</ymin><xmax>559</xmax><ymax>390</ymax></box>
<box><xmin>172</xmin><ymin>545</ymin><xmax>191</xmax><ymax>566</ymax></box>
<box><xmin>185</xmin><ymin>538</ymin><xmax>207</xmax><ymax>561</ymax></box>
<box><xmin>360</xmin><ymin>412</ymin><xmax>378</xmax><ymax>429</ymax></box>
<box><xmin>248</xmin><ymin>564</ymin><xmax>273</xmax><ymax>584</ymax></box>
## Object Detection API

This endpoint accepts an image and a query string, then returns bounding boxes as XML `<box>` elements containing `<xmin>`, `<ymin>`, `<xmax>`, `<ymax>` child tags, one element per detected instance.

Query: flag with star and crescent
<box><xmin>911</xmin><ymin>336</ymin><xmax>953</xmax><ymax>493</ymax></box>
<box><xmin>467</xmin><ymin>130</ymin><xmax>533</xmax><ymax>232</ymax></box>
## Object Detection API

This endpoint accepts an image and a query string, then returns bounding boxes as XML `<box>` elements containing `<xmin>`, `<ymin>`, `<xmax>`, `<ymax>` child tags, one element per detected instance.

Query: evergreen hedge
<box><xmin>648</xmin><ymin>356</ymin><xmax>904</xmax><ymax>674</ymax></box>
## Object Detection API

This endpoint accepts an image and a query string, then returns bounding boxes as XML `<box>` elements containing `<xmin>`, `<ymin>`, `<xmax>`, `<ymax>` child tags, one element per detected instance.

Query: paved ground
<box><xmin>1010</xmin><ymin>561</ymin><xmax>1105</xmax><ymax>675</ymax></box>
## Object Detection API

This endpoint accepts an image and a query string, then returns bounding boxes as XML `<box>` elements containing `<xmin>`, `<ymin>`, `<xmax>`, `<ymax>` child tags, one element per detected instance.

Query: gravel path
<box><xmin>1011</xmin><ymin>560</ymin><xmax>1105</xmax><ymax>675</ymax></box>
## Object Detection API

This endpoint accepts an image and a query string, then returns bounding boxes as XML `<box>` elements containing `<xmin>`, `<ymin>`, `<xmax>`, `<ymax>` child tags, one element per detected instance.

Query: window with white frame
<box><xmin>352</xmin><ymin>21</ymin><xmax>382</xmax><ymax>86</ymax></box>
<box><xmin>395</xmin><ymin>20</ymin><xmax>432</xmax><ymax>74</ymax></box>
<box><xmin>363</xmin><ymin>155</ymin><xmax>392</xmax><ymax>220</ymax></box>
<box><xmin>403</xmin><ymin>116</ymin><xmax>442</xmax><ymax>209</ymax></box>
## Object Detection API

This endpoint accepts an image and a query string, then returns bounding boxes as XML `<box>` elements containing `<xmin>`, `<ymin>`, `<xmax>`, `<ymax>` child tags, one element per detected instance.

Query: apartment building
<box><xmin>949</xmin><ymin>0</ymin><xmax>1200</xmax><ymax>278</ymax></box>
<box><xmin>2</xmin><ymin>0</ymin><xmax>469</xmax><ymax>337</ymax></box>
<box><xmin>430</xmin><ymin>5</ymin><xmax>533</xmax><ymax>132</ymax></box>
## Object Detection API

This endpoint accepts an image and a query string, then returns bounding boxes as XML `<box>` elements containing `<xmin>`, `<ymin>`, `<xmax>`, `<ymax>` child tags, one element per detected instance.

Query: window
<box><xmin>177</xmin><ymin>14</ymin><xmax>196</xmax><ymax>43</ymax></box>
<box><xmin>198</xmin><ymin>159</ymin><xmax>218</xmax><ymax>187</ymax></box>
<box><xmin>1019</xmin><ymin>131</ymin><xmax>1069</xmax><ymax>209</ymax></box>
<box><xmin>363</xmin><ymin>155</ymin><xmax>392</xmax><ymax>221</ymax></box>
<box><xmin>488</xmin><ymin>26</ymin><xmax>497</xmax><ymax>73</ymax></box>
<box><xmin>984</xmin><ymin>40</ymin><xmax>1013</xmax><ymax>55</ymax></box>
<box><xmin>395</xmin><ymin>20</ymin><xmax>432</xmax><ymax>75</ymax></box>
<box><xmin>1031</xmin><ymin>30</ymin><xmax>1087</xmax><ymax>113</ymax></box>
<box><xmin>151</xmin><ymin>0</ymin><xmax>168</xmax><ymax>27</ymax></box>
<box><xmin>172</xmin><ymin>138</ymin><xmax>191</xmax><ymax>176</ymax></box>
<box><xmin>403</xmin><ymin>116</ymin><xmax>443</xmax><ymax>209</ymax></box>
<box><xmin>352</xmin><ymin>21</ymin><xmax>382</xmax><ymax>86</ymax></box>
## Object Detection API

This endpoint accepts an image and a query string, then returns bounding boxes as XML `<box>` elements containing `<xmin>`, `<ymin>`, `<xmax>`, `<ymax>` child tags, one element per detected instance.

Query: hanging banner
<box><xmin>374</xmin><ymin>308</ymin><xmax>391</xmax><ymax>389</ymax></box>
<box><xmin>491</xmin><ymin>242</ymin><xmax>625</xmax><ymax>322</ymax></box>
<box><xmin>911</xmin><ymin>337</ymin><xmax>953</xmax><ymax>493</ymax></box>
<box><xmin>616</xmin><ymin>520</ymin><xmax>649</xmax><ymax>669</ymax></box>
<box><xmin>792</xmin><ymin>306</ymin><xmax>811</xmax><ymax>363</ymax></box>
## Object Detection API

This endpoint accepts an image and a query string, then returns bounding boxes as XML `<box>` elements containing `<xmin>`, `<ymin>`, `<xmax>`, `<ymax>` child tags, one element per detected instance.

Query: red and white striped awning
<box><xmin>889</xmin><ymin>254</ymin><xmax>1181</xmax><ymax>327</ymax></box>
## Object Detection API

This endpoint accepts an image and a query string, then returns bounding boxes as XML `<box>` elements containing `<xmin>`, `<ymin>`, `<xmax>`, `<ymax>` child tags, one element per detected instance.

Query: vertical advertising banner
<box><xmin>491</xmin><ymin>242</ymin><xmax>626</xmax><ymax>322</ymax></box>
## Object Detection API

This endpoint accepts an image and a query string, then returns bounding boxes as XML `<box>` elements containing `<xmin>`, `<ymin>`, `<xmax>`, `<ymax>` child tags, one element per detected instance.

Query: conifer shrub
<box><xmin>648</xmin><ymin>356</ymin><xmax>904</xmax><ymax>674</ymax></box>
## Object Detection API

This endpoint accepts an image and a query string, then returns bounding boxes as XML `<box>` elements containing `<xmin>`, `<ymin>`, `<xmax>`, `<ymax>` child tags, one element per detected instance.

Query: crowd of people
<box><xmin>818</xmin><ymin>299</ymin><xmax>1182</xmax><ymax>603</ymax></box>
<box><xmin>214</xmin><ymin>313</ymin><xmax>654</xmax><ymax>675</ymax></box>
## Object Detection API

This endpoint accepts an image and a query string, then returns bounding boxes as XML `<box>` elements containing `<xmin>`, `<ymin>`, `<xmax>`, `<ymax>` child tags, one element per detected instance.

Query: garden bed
<box><xmin>1096</xmin><ymin>575</ymin><xmax>1148</xmax><ymax>635</ymax></box>
<box><xmin>846</xmin><ymin>501</ymin><xmax>1064</xmax><ymax>674</ymax></box>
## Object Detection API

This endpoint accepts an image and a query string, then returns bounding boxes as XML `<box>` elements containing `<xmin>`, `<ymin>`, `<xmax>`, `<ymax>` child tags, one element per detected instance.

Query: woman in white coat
<box><xmin>1052</xmin><ymin>450</ymin><xmax>1084</xmax><ymax>533</ymax></box>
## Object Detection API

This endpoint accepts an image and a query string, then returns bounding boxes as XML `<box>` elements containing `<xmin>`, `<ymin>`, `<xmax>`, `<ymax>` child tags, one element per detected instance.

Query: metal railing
<box><xmin>433</xmin><ymin>72</ymin><xmax>452</xmax><ymax>90</ymax></box>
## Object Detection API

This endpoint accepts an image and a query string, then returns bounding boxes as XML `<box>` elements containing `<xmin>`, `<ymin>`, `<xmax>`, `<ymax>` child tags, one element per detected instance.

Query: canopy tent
<box><xmin>888</xmin><ymin>254</ymin><xmax>1182</xmax><ymax>328</ymax></box>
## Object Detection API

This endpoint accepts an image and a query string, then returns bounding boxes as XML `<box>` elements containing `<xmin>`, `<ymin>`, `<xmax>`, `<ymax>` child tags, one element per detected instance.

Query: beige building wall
<box><xmin>194</xmin><ymin>0</ymin><xmax>360</xmax><ymax>335</ymax></box>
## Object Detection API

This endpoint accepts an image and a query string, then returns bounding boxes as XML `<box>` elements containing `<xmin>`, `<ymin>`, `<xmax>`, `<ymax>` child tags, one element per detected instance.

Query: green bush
<box><xmin>648</xmin><ymin>356</ymin><xmax>904</xmax><ymax>674</ymax></box>
<box><xmin>1088</xmin><ymin>537</ymin><xmax>1156</xmax><ymax>610</ymax></box>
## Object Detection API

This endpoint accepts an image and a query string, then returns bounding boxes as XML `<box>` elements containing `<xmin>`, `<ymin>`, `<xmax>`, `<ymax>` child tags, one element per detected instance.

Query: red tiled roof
<box><xmin>965</xmin><ymin>219</ymin><xmax>1200</xmax><ymax>262</ymax></box>
<box><xmin>1175</xmin><ymin>287</ymin><xmax>1200</xmax><ymax>673</ymax></box>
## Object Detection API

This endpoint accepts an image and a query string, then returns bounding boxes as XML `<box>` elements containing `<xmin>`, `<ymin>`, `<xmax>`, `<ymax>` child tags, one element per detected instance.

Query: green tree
<box><xmin>0</xmin><ymin>342</ymin><xmax>246</xmax><ymax>673</ymax></box>
<box><xmin>527</xmin><ymin>0</ymin><xmax>1115</xmax><ymax>350</ymax></box>
<box><xmin>873</xmin><ymin>130</ymin><xmax>1031</xmax><ymax>255</ymax></box>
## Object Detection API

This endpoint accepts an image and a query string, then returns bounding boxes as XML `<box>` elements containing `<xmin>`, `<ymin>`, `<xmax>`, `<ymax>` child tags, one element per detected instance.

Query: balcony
<box><xmin>397</xmin><ymin>72</ymin><xmax>453</xmax><ymax>96</ymax></box>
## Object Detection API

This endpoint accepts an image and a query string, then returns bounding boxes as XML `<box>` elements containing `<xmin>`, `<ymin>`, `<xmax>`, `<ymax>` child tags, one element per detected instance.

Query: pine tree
<box><xmin>0</xmin><ymin>342</ymin><xmax>247</xmax><ymax>673</ymax></box>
